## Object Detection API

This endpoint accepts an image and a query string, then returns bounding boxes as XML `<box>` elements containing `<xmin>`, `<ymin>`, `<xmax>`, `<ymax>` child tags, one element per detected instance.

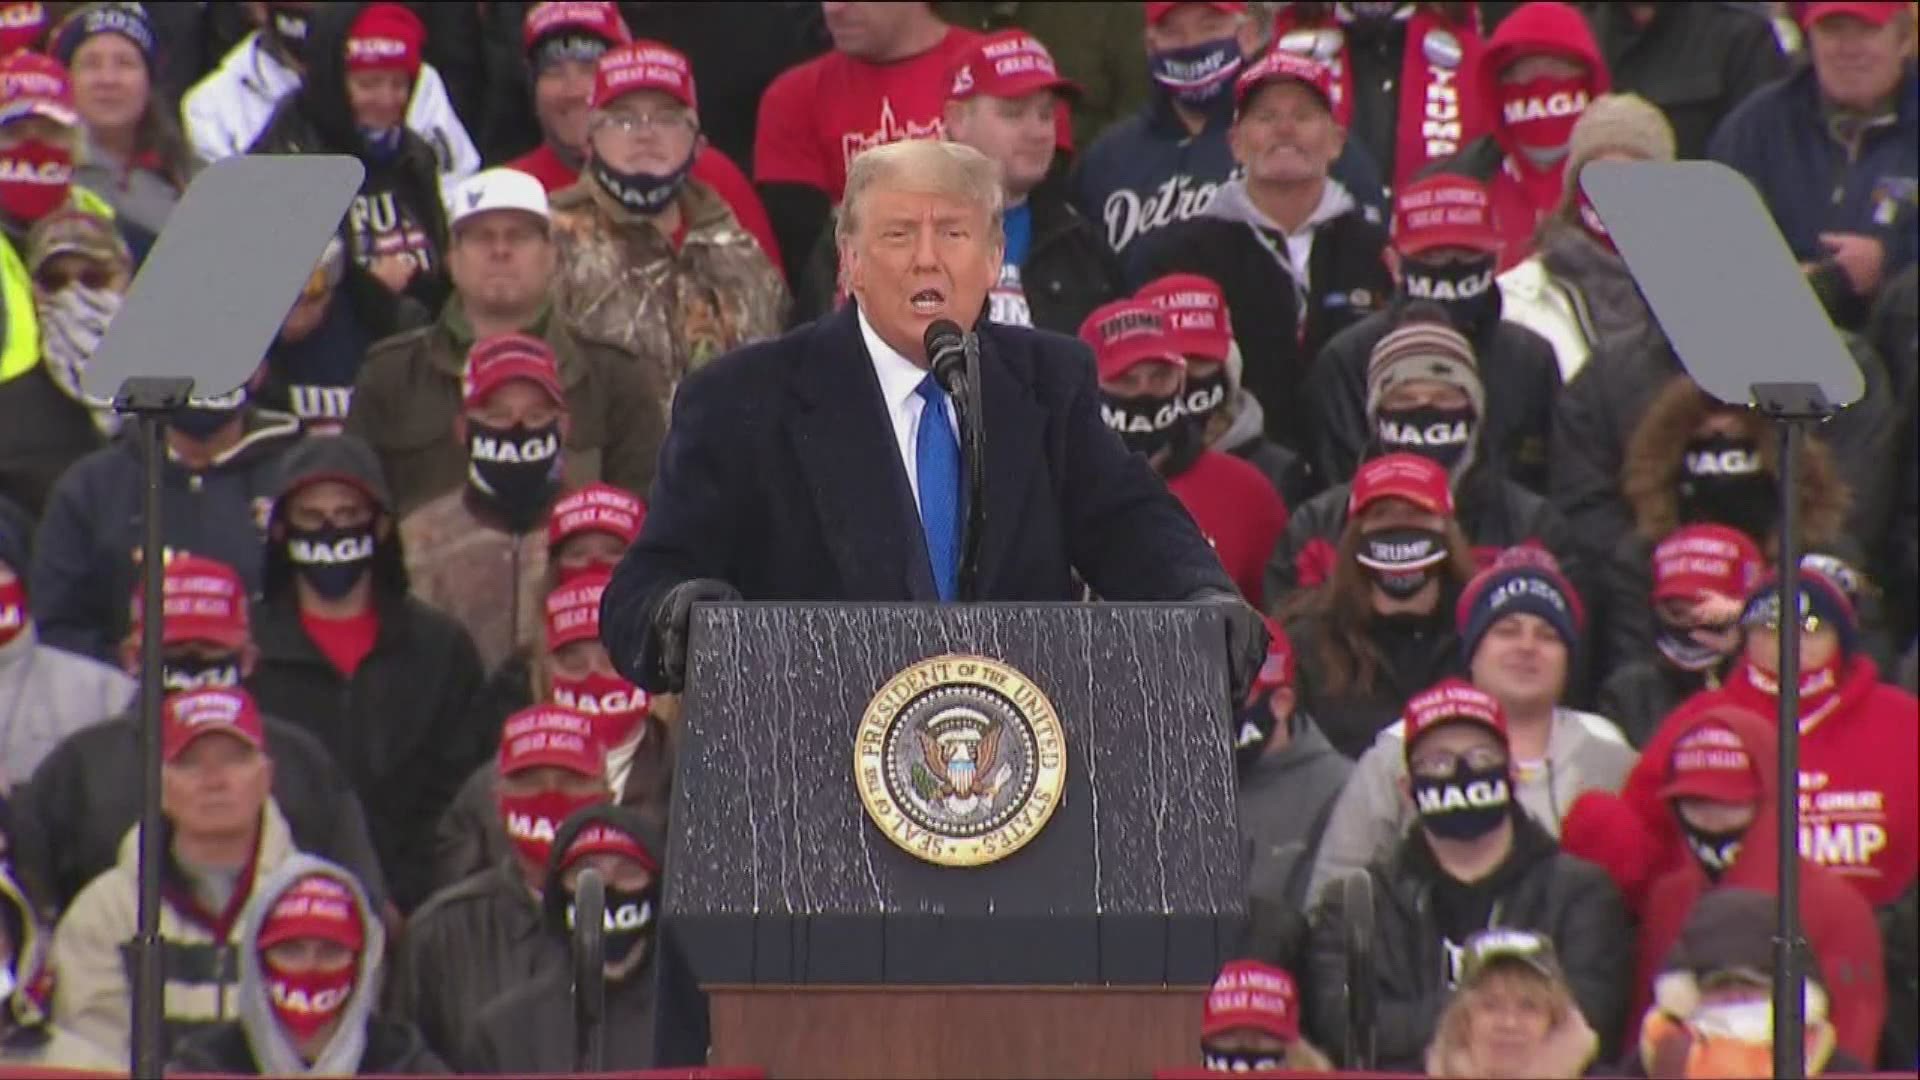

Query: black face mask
<box><xmin>1204</xmin><ymin>1049</ymin><xmax>1285</xmax><ymax>1071</ymax></box>
<box><xmin>1679</xmin><ymin>819</ymin><xmax>1745</xmax><ymax>882</ymax></box>
<box><xmin>467</xmin><ymin>420</ymin><xmax>563</xmax><ymax>532</ymax></box>
<box><xmin>1100</xmin><ymin>392</ymin><xmax>1184</xmax><ymax>456</ymax></box>
<box><xmin>1374</xmin><ymin>404</ymin><xmax>1476</xmax><ymax>473</ymax></box>
<box><xmin>1399</xmin><ymin>254</ymin><xmax>1499</xmax><ymax>334</ymax></box>
<box><xmin>172</xmin><ymin>384</ymin><xmax>250</xmax><ymax>441</ymax></box>
<box><xmin>1179</xmin><ymin>370</ymin><xmax>1229</xmax><ymax>428</ymax></box>
<box><xmin>1233</xmin><ymin>697</ymin><xmax>1278</xmax><ymax>775</ymax></box>
<box><xmin>286</xmin><ymin>523</ymin><xmax>376</xmax><ymax>600</ymax></box>
<box><xmin>163</xmin><ymin>655</ymin><xmax>243</xmax><ymax>694</ymax></box>
<box><xmin>1679</xmin><ymin>434</ymin><xmax>1775</xmax><ymax>540</ymax></box>
<box><xmin>590</xmin><ymin>151</ymin><xmax>696</xmax><ymax>216</ymax></box>
<box><xmin>567</xmin><ymin>885</ymin><xmax>658</xmax><ymax>978</ymax></box>
<box><xmin>1411</xmin><ymin>761</ymin><xmax>1512</xmax><ymax>841</ymax></box>
<box><xmin>267</xmin><ymin>4</ymin><xmax>312</xmax><ymax>66</ymax></box>
<box><xmin>1356</xmin><ymin>527</ymin><xmax>1449</xmax><ymax>600</ymax></box>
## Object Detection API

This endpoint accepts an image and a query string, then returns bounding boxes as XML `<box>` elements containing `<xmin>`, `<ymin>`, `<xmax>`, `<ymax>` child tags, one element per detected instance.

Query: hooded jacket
<box><xmin>28</xmin><ymin>406</ymin><xmax>302</xmax><ymax>661</ymax></box>
<box><xmin>1306</xmin><ymin>299</ymin><xmax>1564</xmax><ymax>497</ymax></box>
<box><xmin>248</xmin><ymin>2</ymin><xmax>452</xmax><ymax>315</ymax></box>
<box><xmin>348</xmin><ymin>301</ymin><xmax>666</xmax><ymax>519</ymax></box>
<box><xmin>1129</xmin><ymin>176</ymin><xmax>1393</xmax><ymax>459</ymax></box>
<box><xmin>456</xmin><ymin>804</ymin><xmax>669</xmax><ymax>1073</ymax></box>
<box><xmin>51</xmin><ymin>802</ymin><xmax>298</xmax><ymax>1060</ymax></box>
<box><xmin>1304</xmin><ymin>809</ymin><xmax>1631</xmax><ymax>1069</ymax></box>
<box><xmin>1563</xmin><ymin>654</ymin><xmax>1920</xmax><ymax>913</ymax></box>
<box><xmin>1426</xmin><ymin>2</ymin><xmax>1610</xmax><ymax>271</ymax></box>
<box><xmin>246</xmin><ymin>436</ymin><xmax>491</xmax><ymax>913</ymax></box>
<box><xmin>1210</xmin><ymin>388</ymin><xmax>1315</xmax><ymax>511</ymax></box>
<box><xmin>549</xmin><ymin>176</ymin><xmax>789</xmax><ymax>390</ymax></box>
<box><xmin>1240</xmin><ymin>714</ymin><xmax>1355</xmax><ymax>917</ymax></box>
<box><xmin>1306</xmin><ymin>705</ymin><xmax>1637</xmax><ymax>907</ymax></box>
<box><xmin>1264</xmin><ymin>462</ymin><xmax>1588</xmax><ymax>622</ymax></box>
<box><xmin>1549</xmin><ymin>328</ymin><xmax>1898</xmax><ymax>571</ymax></box>
<box><xmin>169</xmin><ymin>854</ymin><xmax>445</xmax><ymax>1075</ymax></box>
<box><xmin>1634</xmin><ymin>707</ymin><xmax>1886</xmax><ymax>1064</ymax></box>
<box><xmin>0</xmin><ymin>619</ymin><xmax>134</xmax><ymax>791</ymax></box>
<box><xmin>15</xmin><ymin>703</ymin><xmax>387</xmax><ymax>916</ymax></box>
<box><xmin>1603</xmin><ymin>373</ymin><xmax>1893</xmax><ymax>670</ymax></box>
<box><xmin>0</xmin><ymin>865</ymin><xmax>119</xmax><ymax>1072</ymax></box>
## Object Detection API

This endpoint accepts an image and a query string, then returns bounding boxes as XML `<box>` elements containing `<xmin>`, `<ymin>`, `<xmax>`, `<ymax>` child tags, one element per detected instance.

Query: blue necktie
<box><xmin>914</xmin><ymin>374</ymin><xmax>961</xmax><ymax>602</ymax></box>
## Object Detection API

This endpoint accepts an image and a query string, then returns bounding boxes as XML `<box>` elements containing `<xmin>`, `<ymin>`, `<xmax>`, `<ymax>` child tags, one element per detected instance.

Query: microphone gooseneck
<box><xmin>923</xmin><ymin>319</ymin><xmax>969</xmax><ymax>396</ymax></box>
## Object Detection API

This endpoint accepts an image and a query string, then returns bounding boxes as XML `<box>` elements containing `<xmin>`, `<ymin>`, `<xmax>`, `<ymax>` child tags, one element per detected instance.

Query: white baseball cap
<box><xmin>449</xmin><ymin>167</ymin><xmax>551</xmax><ymax>231</ymax></box>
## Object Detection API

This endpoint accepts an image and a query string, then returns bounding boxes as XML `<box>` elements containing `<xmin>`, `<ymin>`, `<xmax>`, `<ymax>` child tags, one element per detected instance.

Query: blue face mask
<box><xmin>359</xmin><ymin>125</ymin><xmax>403</xmax><ymax>162</ymax></box>
<box><xmin>590</xmin><ymin>150</ymin><xmax>695</xmax><ymax>216</ymax></box>
<box><xmin>172</xmin><ymin>384</ymin><xmax>250</xmax><ymax>441</ymax></box>
<box><xmin>1149</xmin><ymin>36</ymin><xmax>1243</xmax><ymax>109</ymax></box>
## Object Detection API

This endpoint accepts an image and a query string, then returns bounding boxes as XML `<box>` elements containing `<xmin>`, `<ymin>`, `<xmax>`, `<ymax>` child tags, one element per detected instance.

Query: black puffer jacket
<box><xmin>1265</xmin><ymin>464</ymin><xmax>1590</xmax><ymax>619</ymax></box>
<box><xmin>1307</xmin><ymin>303</ymin><xmax>1562</xmax><ymax>496</ymax></box>
<box><xmin>456</xmin><ymin>805</ymin><xmax>676</xmax><ymax>1074</ymax></box>
<box><xmin>247</xmin><ymin>435</ymin><xmax>491</xmax><ymax>912</ymax></box>
<box><xmin>170</xmin><ymin>1017</ymin><xmax>448</xmax><ymax>1075</ymax></box>
<box><xmin>14</xmin><ymin>706</ymin><xmax>388</xmax><ymax>912</ymax></box>
<box><xmin>1549</xmin><ymin>327</ymin><xmax>1900</xmax><ymax>570</ymax></box>
<box><xmin>1283</xmin><ymin>605</ymin><xmax>1466</xmax><ymax>761</ymax></box>
<box><xmin>249</xmin><ymin>2</ymin><xmax>450</xmax><ymax>315</ymax></box>
<box><xmin>793</xmin><ymin>177</ymin><xmax>1123</xmax><ymax>336</ymax></box>
<box><xmin>1304</xmin><ymin>811</ymin><xmax>1631</xmax><ymax>1070</ymax></box>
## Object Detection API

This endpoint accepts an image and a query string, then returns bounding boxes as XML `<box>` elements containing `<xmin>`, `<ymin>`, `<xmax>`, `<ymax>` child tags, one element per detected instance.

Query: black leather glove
<box><xmin>1191</xmin><ymin>588</ymin><xmax>1270</xmax><ymax>707</ymax></box>
<box><xmin>652</xmin><ymin>578</ymin><xmax>741</xmax><ymax>692</ymax></box>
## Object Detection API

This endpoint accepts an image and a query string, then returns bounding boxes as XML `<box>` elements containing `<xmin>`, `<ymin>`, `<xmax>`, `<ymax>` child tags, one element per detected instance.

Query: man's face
<box><xmin>1231</xmin><ymin>82</ymin><xmax>1343</xmax><ymax>186</ymax></box>
<box><xmin>32</xmin><ymin>251</ymin><xmax>129</xmax><ymax>297</ymax></box>
<box><xmin>533</xmin><ymin>57</ymin><xmax>599</xmax><ymax>154</ymax></box>
<box><xmin>282</xmin><ymin>480</ymin><xmax>379</xmax><ymax>539</ymax></box>
<box><xmin>1471</xmin><ymin>613</ymin><xmax>1568</xmax><ymax>713</ymax></box>
<box><xmin>841</xmin><ymin>185</ymin><xmax>1002</xmax><ymax>362</ymax></box>
<box><xmin>946</xmin><ymin>93</ymin><xmax>1058</xmax><ymax>199</ymax></box>
<box><xmin>1380</xmin><ymin>379</ymin><xmax>1470</xmax><ymax>412</ymax></box>
<box><xmin>345</xmin><ymin>69</ymin><xmax>410</xmax><ymax>132</ymax></box>
<box><xmin>550</xmin><ymin>638</ymin><xmax>618</xmax><ymax>681</ymax></box>
<box><xmin>589</xmin><ymin>89</ymin><xmax>698</xmax><ymax>175</ymax></box>
<box><xmin>1101</xmin><ymin>358</ymin><xmax>1184</xmax><ymax>399</ymax></box>
<box><xmin>1498</xmin><ymin>54</ymin><xmax>1587</xmax><ymax>85</ymax></box>
<box><xmin>1144</xmin><ymin>3</ymin><xmax>1249</xmax><ymax>52</ymax></box>
<box><xmin>1809</xmin><ymin>13</ymin><xmax>1913</xmax><ymax>111</ymax></box>
<box><xmin>448</xmin><ymin>210</ymin><xmax>554</xmax><ymax>315</ymax></box>
<box><xmin>466</xmin><ymin>379</ymin><xmax>564</xmax><ymax>433</ymax></box>
<box><xmin>1744</xmin><ymin>622</ymin><xmax>1841</xmax><ymax>677</ymax></box>
<box><xmin>822</xmin><ymin>2</ymin><xmax>922</xmax><ymax>60</ymax></box>
<box><xmin>1407</xmin><ymin>721</ymin><xmax>1507</xmax><ymax>775</ymax></box>
<box><xmin>162</xmin><ymin>733</ymin><xmax>272</xmax><ymax>842</ymax></box>
<box><xmin>1677</xmin><ymin>797</ymin><xmax>1757</xmax><ymax>834</ymax></box>
<box><xmin>0</xmin><ymin>115</ymin><xmax>76</xmax><ymax>152</ymax></box>
<box><xmin>555</xmin><ymin>531</ymin><xmax>627</xmax><ymax>577</ymax></box>
<box><xmin>498</xmin><ymin>763</ymin><xmax>607</xmax><ymax>800</ymax></box>
<box><xmin>263</xmin><ymin>937</ymin><xmax>355</xmax><ymax>975</ymax></box>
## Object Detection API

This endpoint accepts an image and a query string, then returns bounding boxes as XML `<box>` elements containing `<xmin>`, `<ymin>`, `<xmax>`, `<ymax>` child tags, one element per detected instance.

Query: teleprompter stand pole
<box><xmin>1752</xmin><ymin>381</ymin><xmax>1835</xmax><ymax>1080</ymax></box>
<box><xmin>113</xmin><ymin>376</ymin><xmax>195</xmax><ymax>1080</ymax></box>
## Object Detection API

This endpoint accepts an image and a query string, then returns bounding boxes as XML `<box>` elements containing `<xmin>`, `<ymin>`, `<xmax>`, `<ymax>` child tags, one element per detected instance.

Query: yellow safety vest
<box><xmin>0</xmin><ymin>186</ymin><xmax>117</xmax><ymax>385</ymax></box>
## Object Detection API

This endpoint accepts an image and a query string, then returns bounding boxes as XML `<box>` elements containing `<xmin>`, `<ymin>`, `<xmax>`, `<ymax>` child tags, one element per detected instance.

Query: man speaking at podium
<box><xmin>602</xmin><ymin>139</ymin><xmax>1267</xmax><ymax>700</ymax></box>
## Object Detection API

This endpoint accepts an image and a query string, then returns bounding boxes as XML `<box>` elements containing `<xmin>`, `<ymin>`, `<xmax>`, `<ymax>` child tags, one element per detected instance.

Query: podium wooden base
<box><xmin>707</xmin><ymin>984</ymin><xmax>1205</xmax><ymax>1079</ymax></box>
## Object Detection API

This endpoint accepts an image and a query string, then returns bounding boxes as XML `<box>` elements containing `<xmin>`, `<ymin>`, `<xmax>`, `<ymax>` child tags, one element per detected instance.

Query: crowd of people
<box><xmin>0</xmin><ymin>0</ymin><xmax>1914</xmax><ymax>1076</ymax></box>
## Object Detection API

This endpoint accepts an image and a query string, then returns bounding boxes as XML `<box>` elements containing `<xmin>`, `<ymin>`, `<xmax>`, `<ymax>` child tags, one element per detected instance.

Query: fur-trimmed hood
<box><xmin>1620</xmin><ymin>375</ymin><xmax>1850</xmax><ymax>545</ymax></box>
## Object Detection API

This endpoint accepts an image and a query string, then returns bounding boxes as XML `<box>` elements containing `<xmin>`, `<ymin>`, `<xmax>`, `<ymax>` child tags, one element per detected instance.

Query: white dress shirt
<box><xmin>858</xmin><ymin>306</ymin><xmax>958</xmax><ymax>514</ymax></box>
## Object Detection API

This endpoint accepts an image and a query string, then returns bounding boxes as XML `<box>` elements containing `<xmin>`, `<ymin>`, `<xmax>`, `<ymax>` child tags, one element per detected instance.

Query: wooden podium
<box><xmin>708</xmin><ymin>985</ymin><xmax>1207</xmax><ymax>1079</ymax></box>
<box><xmin>658</xmin><ymin>604</ymin><xmax>1245</xmax><ymax>1077</ymax></box>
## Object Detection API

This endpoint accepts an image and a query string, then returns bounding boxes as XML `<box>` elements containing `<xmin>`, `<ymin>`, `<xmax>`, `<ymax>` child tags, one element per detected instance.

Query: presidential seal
<box><xmin>854</xmin><ymin>654</ymin><xmax>1066</xmax><ymax>868</ymax></box>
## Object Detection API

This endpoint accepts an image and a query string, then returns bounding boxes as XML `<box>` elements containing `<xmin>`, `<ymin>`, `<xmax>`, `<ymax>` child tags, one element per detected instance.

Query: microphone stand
<box><xmin>956</xmin><ymin>333</ymin><xmax>986</xmax><ymax>602</ymax></box>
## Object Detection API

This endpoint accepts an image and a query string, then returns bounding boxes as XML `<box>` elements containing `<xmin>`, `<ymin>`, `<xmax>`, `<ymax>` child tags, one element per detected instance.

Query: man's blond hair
<box><xmin>835</xmin><ymin>139</ymin><xmax>1006</xmax><ymax>247</ymax></box>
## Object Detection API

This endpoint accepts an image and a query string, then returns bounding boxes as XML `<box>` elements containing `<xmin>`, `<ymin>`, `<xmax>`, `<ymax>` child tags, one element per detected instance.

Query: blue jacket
<box><xmin>599</xmin><ymin>304</ymin><xmax>1235</xmax><ymax>692</ymax></box>
<box><xmin>29</xmin><ymin>409</ymin><xmax>302</xmax><ymax>660</ymax></box>
<box><xmin>1709</xmin><ymin>61</ymin><xmax>1918</xmax><ymax>296</ymax></box>
<box><xmin>1073</xmin><ymin>91</ymin><xmax>1389</xmax><ymax>277</ymax></box>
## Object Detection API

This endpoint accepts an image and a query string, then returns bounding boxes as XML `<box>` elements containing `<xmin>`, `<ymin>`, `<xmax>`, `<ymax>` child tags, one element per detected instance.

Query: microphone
<box><xmin>923</xmin><ymin>319</ymin><xmax>969</xmax><ymax>395</ymax></box>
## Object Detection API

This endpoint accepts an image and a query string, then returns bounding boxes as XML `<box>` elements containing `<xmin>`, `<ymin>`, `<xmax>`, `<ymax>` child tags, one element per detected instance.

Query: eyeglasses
<box><xmin>592</xmin><ymin>109</ymin><xmax>695</xmax><ymax>141</ymax></box>
<box><xmin>35</xmin><ymin>262</ymin><xmax>115</xmax><ymax>292</ymax></box>
<box><xmin>1408</xmin><ymin>745</ymin><xmax>1509</xmax><ymax>780</ymax></box>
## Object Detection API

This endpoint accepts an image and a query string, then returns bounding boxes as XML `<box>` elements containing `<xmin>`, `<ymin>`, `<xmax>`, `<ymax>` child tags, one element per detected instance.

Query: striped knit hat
<box><xmin>1364</xmin><ymin>319</ymin><xmax>1485</xmax><ymax>423</ymax></box>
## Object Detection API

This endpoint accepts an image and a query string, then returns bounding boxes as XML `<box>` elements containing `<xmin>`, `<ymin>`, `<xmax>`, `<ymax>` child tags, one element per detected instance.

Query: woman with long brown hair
<box><xmin>53</xmin><ymin>2</ymin><xmax>199</xmax><ymax>236</ymax></box>
<box><xmin>1283</xmin><ymin>452</ymin><xmax>1478</xmax><ymax>758</ymax></box>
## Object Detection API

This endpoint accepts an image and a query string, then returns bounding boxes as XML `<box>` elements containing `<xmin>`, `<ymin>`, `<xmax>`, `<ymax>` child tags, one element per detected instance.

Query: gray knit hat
<box><xmin>1558</xmin><ymin>93</ymin><xmax>1676</xmax><ymax>220</ymax></box>
<box><xmin>1365</xmin><ymin>320</ymin><xmax>1485</xmax><ymax>422</ymax></box>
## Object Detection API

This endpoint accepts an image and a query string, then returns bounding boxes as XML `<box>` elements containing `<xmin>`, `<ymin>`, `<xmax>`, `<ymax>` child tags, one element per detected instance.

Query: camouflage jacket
<box><xmin>550</xmin><ymin>176</ymin><xmax>789</xmax><ymax>386</ymax></box>
<box><xmin>399</xmin><ymin>490</ymin><xmax>550</xmax><ymax>675</ymax></box>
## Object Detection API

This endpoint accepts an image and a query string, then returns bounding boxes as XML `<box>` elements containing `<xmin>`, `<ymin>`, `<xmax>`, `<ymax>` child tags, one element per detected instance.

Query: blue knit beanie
<box><xmin>1457</xmin><ymin>550</ymin><xmax>1585</xmax><ymax>664</ymax></box>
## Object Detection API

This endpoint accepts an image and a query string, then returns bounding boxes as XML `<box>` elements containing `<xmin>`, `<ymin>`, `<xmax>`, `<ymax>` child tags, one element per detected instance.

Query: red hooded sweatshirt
<box><xmin>1474</xmin><ymin>1</ymin><xmax>1609</xmax><ymax>269</ymax></box>
<box><xmin>1633</xmin><ymin>705</ymin><xmax>1887</xmax><ymax>1064</ymax></box>
<box><xmin>1565</xmin><ymin>654</ymin><xmax>1920</xmax><ymax>912</ymax></box>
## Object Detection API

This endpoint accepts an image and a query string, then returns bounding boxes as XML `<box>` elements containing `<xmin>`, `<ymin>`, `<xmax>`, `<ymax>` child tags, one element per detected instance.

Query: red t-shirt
<box><xmin>301</xmin><ymin>608</ymin><xmax>380</xmax><ymax>678</ymax></box>
<box><xmin>753</xmin><ymin>28</ymin><xmax>984</xmax><ymax>202</ymax></box>
<box><xmin>1165</xmin><ymin>451</ymin><xmax>1289</xmax><ymax>610</ymax></box>
<box><xmin>505</xmin><ymin>142</ymin><xmax>784</xmax><ymax>275</ymax></box>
